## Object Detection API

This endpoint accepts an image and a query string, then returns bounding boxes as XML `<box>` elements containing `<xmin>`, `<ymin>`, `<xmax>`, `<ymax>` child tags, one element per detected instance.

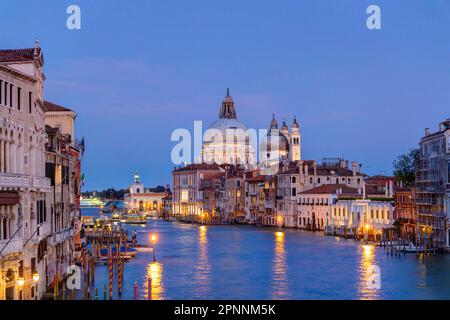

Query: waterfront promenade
<box><xmin>79</xmin><ymin>208</ymin><xmax>450</xmax><ymax>300</ymax></box>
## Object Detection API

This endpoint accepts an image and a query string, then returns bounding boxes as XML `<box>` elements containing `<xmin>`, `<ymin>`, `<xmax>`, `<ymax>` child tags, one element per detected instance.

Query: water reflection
<box><xmin>145</xmin><ymin>261</ymin><xmax>164</xmax><ymax>300</ymax></box>
<box><xmin>417</xmin><ymin>255</ymin><xmax>427</xmax><ymax>288</ymax></box>
<box><xmin>272</xmin><ymin>231</ymin><xmax>289</xmax><ymax>299</ymax></box>
<box><xmin>358</xmin><ymin>244</ymin><xmax>380</xmax><ymax>300</ymax></box>
<box><xmin>196</xmin><ymin>225</ymin><xmax>211</xmax><ymax>296</ymax></box>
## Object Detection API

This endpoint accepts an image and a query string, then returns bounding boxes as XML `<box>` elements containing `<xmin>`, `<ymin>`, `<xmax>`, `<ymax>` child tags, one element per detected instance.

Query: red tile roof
<box><xmin>173</xmin><ymin>163</ymin><xmax>222</xmax><ymax>172</ymax></box>
<box><xmin>298</xmin><ymin>184</ymin><xmax>360</xmax><ymax>195</ymax></box>
<box><xmin>202</xmin><ymin>172</ymin><xmax>226</xmax><ymax>180</ymax></box>
<box><xmin>0</xmin><ymin>48</ymin><xmax>41</xmax><ymax>63</ymax></box>
<box><xmin>245</xmin><ymin>175</ymin><xmax>266</xmax><ymax>183</ymax></box>
<box><xmin>43</xmin><ymin>101</ymin><xmax>73</xmax><ymax>112</ymax></box>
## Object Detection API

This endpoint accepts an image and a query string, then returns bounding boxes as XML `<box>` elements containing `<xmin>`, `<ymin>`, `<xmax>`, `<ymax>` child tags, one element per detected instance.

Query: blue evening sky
<box><xmin>1</xmin><ymin>0</ymin><xmax>449</xmax><ymax>190</ymax></box>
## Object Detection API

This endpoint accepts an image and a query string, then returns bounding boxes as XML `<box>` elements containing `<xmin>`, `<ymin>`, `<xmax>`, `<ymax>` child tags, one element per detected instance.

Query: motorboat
<box><xmin>121</xmin><ymin>213</ymin><xmax>147</xmax><ymax>225</ymax></box>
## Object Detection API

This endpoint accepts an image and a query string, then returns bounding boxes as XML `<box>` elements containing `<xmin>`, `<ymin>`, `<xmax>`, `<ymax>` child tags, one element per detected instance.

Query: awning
<box><xmin>0</xmin><ymin>192</ymin><xmax>20</xmax><ymax>205</ymax></box>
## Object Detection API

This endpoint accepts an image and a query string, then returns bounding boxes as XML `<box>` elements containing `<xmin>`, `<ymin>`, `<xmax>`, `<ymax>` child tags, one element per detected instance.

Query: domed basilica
<box><xmin>202</xmin><ymin>89</ymin><xmax>301</xmax><ymax>167</ymax></box>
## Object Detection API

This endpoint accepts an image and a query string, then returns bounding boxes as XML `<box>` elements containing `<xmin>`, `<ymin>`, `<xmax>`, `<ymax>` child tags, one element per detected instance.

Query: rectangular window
<box><xmin>28</xmin><ymin>92</ymin><xmax>32</xmax><ymax>113</ymax></box>
<box><xmin>448</xmin><ymin>161</ymin><xmax>450</xmax><ymax>183</ymax></box>
<box><xmin>18</xmin><ymin>261</ymin><xmax>24</xmax><ymax>277</ymax></box>
<box><xmin>181</xmin><ymin>189</ymin><xmax>189</xmax><ymax>202</ymax></box>
<box><xmin>9</xmin><ymin>83</ymin><xmax>13</xmax><ymax>108</ymax></box>
<box><xmin>45</xmin><ymin>163</ymin><xmax>56</xmax><ymax>186</ymax></box>
<box><xmin>17</xmin><ymin>87</ymin><xmax>21</xmax><ymax>110</ymax></box>
<box><xmin>31</xmin><ymin>257</ymin><xmax>36</xmax><ymax>274</ymax></box>
<box><xmin>4</xmin><ymin>82</ymin><xmax>7</xmax><ymax>105</ymax></box>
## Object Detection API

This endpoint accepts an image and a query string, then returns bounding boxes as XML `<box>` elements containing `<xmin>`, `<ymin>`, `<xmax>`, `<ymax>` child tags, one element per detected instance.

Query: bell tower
<box><xmin>290</xmin><ymin>116</ymin><xmax>301</xmax><ymax>161</ymax></box>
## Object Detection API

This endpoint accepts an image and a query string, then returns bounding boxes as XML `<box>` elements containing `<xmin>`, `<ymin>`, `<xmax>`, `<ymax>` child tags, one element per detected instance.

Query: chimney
<box><xmin>359</xmin><ymin>163</ymin><xmax>363</xmax><ymax>174</ymax></box>
<box><xmin>389</xmin><ymin>180</ymin><xmax>394</xmax><ymax>198</ymax></box>
<box><xmin>297</xmin><ymin>161</ymin><xmax>303</xmax><ymax>173</ymax></box>
<box><xmin>425</xmin><ymin>128</ymin><xmax>430</xmax><ymax>136</ymax></box>
<box><xmin>352</xmin><ymin>162</ymin><xmax>357</xmax><ymax>176</ymax></box>
<box><xmin>313</xmin><ymin>162</ymin><xmax>317</xmax><ymax>176</ymax></box>
<box><xmin>346</xmin><ymin>160</ymin><xmax>349</xmax><ymax>169</ymax></box>
<box><xmin>304</xmin><ymin>164</ymin><xmax>309</xmax><ymax>176</ymax></box>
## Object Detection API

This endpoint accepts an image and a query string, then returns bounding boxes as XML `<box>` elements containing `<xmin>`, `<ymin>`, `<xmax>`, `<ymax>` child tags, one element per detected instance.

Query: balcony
<box><xmin>0</xmin><ymin>173</ymin><xmax>51</xmax><ymax>192</ymax></box>
<box><xmin>48</xmin><ymin>229</ymin><xmax>74</xmax><ymax>246</ymax></box>
<box><xmin>32</xmin><ymin>176</ymin><xmax>52</xmax><ymax>192</ymax></box>
<box><xmin>0</xmin><ymin>238</ymin><xmax>24</xmax><ymax>257</ymax></box>
<box><xmin>0</xmin><ymin>173</ymin><xmax>31</xmax><ymax>190</ymax></box>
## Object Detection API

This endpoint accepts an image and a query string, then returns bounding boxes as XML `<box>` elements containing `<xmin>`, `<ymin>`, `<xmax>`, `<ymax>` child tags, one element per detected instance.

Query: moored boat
<box><xmin>121</xmin><ymin>213</ymin><xmax>147</xmax><ymax>225</ymax></box>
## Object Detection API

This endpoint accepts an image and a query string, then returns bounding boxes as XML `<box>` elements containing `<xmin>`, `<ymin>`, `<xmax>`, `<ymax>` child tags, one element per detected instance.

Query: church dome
<box><xmin>203</xmin><ymin>89</ymin><xmax>255</xmax><ymax>166</ymax></box>
<box><xmin>207</xmin><ymin>118</ymin><xmax>247</xmax><ymax>133</ymax></box>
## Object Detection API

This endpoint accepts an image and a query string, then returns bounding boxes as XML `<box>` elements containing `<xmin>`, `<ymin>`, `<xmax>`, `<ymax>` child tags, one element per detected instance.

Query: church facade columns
<box><xmin>0</xmin><ymin>139</ymin><xmax>4</xmax><ymax>173</ymax></box>
<box><xmin>4</xmin><ymin>140</ymin><xmax>9</xmax><ymax>173</ymax></box>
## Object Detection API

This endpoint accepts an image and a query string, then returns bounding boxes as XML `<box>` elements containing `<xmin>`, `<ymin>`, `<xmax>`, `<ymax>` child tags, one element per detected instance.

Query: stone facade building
<box><xmin>393</xmin><ymin>187</ymin><xmax>417</xmax><ymax>242</ymax></box>
<box><xmin>415</xmin><ymin>120</ymin><xmax>450</xmax><ymax>250</ymax></box>
<box><xmin>124</xmin><ymin>174</ymin><xmax>166</xmax><ymax>214</ymax></box>
<box><xmin>0</xmin><ymin>41</ymin><xmax>81</xmax><ymax>300</ymax></box>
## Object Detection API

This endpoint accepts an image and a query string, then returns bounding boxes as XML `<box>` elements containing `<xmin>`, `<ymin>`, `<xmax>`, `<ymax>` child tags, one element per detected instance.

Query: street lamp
<box><xmin>32</xmin><ymin>273</ymin><xmax>40</xmax><ymax>283</ymax></box>
<box><xmin>17</xmin><ymin>277</ymin><xmax>25</xmax><ymax>287</ymax></box>
<box><xmin>150</xmin><ymin>234</ymin><xmax>157</xmax><ymax>262</ymax></box>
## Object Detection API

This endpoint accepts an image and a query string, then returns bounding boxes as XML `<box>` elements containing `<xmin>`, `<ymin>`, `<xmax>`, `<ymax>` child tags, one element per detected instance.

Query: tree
<box><xmin>393</xmin><ymin>149</ymin><xmax>419</xmax><ymax>187</ymax></box>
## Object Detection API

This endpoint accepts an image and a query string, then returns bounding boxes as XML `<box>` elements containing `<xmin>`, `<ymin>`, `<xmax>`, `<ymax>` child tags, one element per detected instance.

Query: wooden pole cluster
<box><xmin>118</xmin><ymin>257</ymin><xmax>124</xmax><ymax>297</ymax></box>
<box><xmin>108</xmin><ymin>246</ymin><xmax>114</xmax><ymax>300</ymax></box>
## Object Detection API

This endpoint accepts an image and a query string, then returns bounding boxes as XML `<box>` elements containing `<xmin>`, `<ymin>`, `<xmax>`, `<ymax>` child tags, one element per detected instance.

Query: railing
<box><xmin>0</xmin><ymin>173</ymin><xmax>51</xmax><ymax>191</ymax></box>
<box><xmin>38</xmin><ymin>222</ymin><xmax>52</xmax><ymax>239</ymax></box>
<box><xmin>0</xmin><ymin>238</ymin><xmax>23</xmax><ymax>256</ymax></box>
<box><xmin>48</xmin><ymin>228</ymin><xmax>76</xmax><ymax>246</ymax></box>
<box><xmin>0</xmin><ymin>173</ymin><xmax>31</xmax><ymax>189</ymax></box>
<box><xmin>32</xmin><ymin>176</ymin><xmax>52</xmax><ymax>191</ymax></box>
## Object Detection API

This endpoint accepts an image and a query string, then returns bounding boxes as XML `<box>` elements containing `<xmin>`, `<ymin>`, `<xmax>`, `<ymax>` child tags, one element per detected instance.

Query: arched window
<box><xmin>292</xmin><ymin>176</ymin><xmax>296</xmax><ymax>183</ymax></box>
<box><xmin>292</xmin><ymin>187</ymin><xmax>296</xmax><ymax>196</ymax></box>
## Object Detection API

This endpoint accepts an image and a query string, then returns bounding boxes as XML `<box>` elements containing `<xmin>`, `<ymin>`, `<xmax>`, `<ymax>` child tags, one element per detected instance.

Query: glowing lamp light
<box><xmin>32</xmin><ymin>273</ymin><xmax>40</xmax><ymax>283</ymax></box>
<box><xmin>365</xmin><ymin>224</ymin><xmax>370</xmax><ymax>230</ymax></box>
<box><xmin>17</xmin><ymin>277</ymin><xmax>25</xmax><ymax>287</ymax></box>
<box><xmin>151</xmin><ymin>234</ymin><xmax>157</xmax><ymax>243</ymax></box>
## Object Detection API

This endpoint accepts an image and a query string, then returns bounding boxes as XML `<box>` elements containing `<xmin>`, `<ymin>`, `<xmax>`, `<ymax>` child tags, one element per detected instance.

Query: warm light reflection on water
<box><xmin>272</xmin><ymin>231</ymin><xmax>289</xmax><ymax>299</ymax></box>
<box><xmin>196</xmin><ymin>225</ymin><xmax>211</xmax><ymax>296</ymax></box>
<box><xmin>145</xmin><ymin>261</ymin><xmax>164</xmax><ymax>300</ymax></box>
<box><xmin>358</xmin><ymin>244</ymin><xmax>380</xmax><ymax>300</ymax></box>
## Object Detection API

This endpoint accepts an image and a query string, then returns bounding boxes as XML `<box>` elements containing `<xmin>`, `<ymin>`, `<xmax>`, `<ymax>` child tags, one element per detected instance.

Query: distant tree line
<box><xmin>81</xmin><ymin>185</ymin><xmax>166</xmax><ymax>200</ymax></box>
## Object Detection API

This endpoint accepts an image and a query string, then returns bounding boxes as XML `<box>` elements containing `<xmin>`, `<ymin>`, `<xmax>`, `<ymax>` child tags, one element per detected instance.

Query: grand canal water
<box><xmin>81</xmin><ymin>208</ymin><xmax>450</xmax><ymax>300</ymax></box>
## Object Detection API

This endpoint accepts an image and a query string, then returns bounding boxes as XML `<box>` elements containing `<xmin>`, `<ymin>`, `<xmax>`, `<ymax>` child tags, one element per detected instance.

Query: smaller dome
<box><xmin>281</xmin><ymin>120</ymin><xmax>288</xmax><ymax>131</ymax></box>
<box><xmin>260</xmin><ymin>130</ymin><xmax>290</xmax><ymax>153</ymax></box>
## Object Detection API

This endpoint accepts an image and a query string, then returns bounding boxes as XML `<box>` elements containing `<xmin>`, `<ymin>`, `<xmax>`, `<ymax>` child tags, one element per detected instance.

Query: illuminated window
<box><xmin>181</xmin><ymin>189</ymin><xmax>189</xmax><ymax>202</ymax></box>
